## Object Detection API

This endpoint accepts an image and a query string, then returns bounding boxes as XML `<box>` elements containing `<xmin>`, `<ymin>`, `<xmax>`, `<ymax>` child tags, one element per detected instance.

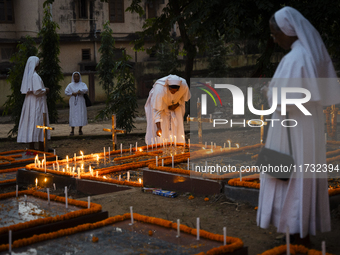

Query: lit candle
<box><xmin>322</xmin><ymin>241</ymin><xmax>326</xmax><ymax>255</ymax></box>
<box><xmin>9</xmin><ymin>230</ymin><xmax>12</xmax><ymax>253</ymax></box>
<box><xmin>197</xmin><ymin>217</ymin><xmax>200</xmax><ymax>240</ymax></box>
<box><xmin>35</xmin><ymin>178</ymin><xmax>38</xmax><ymax>189</ymax></box>
<box><xmin>78</xmin><ymin>167</ymin><xmax>81</xmax><ymax>179</ymax></box>
<box><xmin>130</xmin><ymin>144</ymin><xmax>132</xmax><ymax>153</ymax></box>
<box><xmin>129</xmin><ymin>206</ymin><xmax>134</xmax><ymax>225</ymax></box>
<box><xmin>80</xmin><ymin>151</ymin><xmax>84</xmax><ymax>161</ymax></box>
<box><xmin>34</xmin><ymin>155</ymin><xmax>38</xmax><ymax>167</ymax></box>
<box><xmin>127</xmin><ymin>171</ymin><xmax>130</xmax><ymax>182</ymax></box>
<box><xmin>119</xmin><ymin>175</ymin><xmax>121</xmax><ymax>181</ymax></box>
<box><xmin>16</xmin><ymin>185</ymin><xmax>18</xmax><ymax>197</ymax></box>
<box><xmin>74</xmin><ymin>153</ymin><xmax>76</xmax><ymax>163</ymax></box>
<box><xmin>103</xmin><ymin>147</ymin><xmax>105</xmax><ymax>157</ymax></box>
<box><xmin>56</xmin><ymin>155</ymin><xmax>58</xmax><ymax>163</ymax></box>
<box><xmin>170</xmin><ymin>135</ymin><xmax>172</xmax><ymax>144</ymax></box>
<box><xmin>236</xmin><ymin>143</ymin><xmax>239</xmax><ymax>148</ymax></box>
<box><xmin>156</xmin><ymin>156</ymin><xmax>158</xmax><ymax>167</ymax></box>
<box><xmin>163</xmin><ymin>138</ymin><xmax>165</xmax><ymax>148</ymax></box>
<box><xmin>227</xmin><ymin>140</ymin><xmax>231</xmax><ymax>149</ymax></box>
<box><xmin>136</xmin><ymin>142</ymin><xmax>138</xmax><ymax>152</ymax></box>
<box><xmin>96</xmin><ymin>154</ymin><xmax>99</xmax><ymax>165</ymax></box>
<box><xmin>176</xmin><ymin>219</ymin><xmax>180</xmax><ymax>238</ymax></box>
<box><xmin>162</xmin><ymin>159</ymin><xmax>164</xmax><ymax>167</ymax></box>
<box><xmin>187</xmin><ymin>158</ymin><xmax>189</xmax><ymax>170</ymax></box>
<box><xmin>120</xmin><ymin>144</ymin><xmax>122</xmax><ymax>155</ymax></box>
<box><xmin>65</xmin><ymin>186</ymin><xmax>68</xmax><ymax>209</ymax></box>
<box><xmin>47</xmin><ymin>188</ymin><xmax>50</xmax><ymax>205</ymax></box>
<box><xmin>88</xmin><ymin>196</ymin><xmax>91</xmax><ymax>209</ymax></box>
<box><xmin>211</xmin><ymin>142</ymin><xmax>213</xmax><ymax>150</ymax></box>
<box><xmin>182</xmin><ymin>135</ymin><xmax>184</xmax><ymax>144</ymax></box>
<box><xmin>53</xmin><ymin>163</ymin><xmax>55</xmax><ymax>171</ymax></box>
<box><xmin>223</xmin><ymin>227</ymin><xmax>227</xmax><ymax>245</ymax></box>
<box><xmin>174</xmin><ymin>135</ymin><xmax>177</xmax><ymax>147</ymax></box>
<box><xmin>172</xmin><ymin>156</ymin><xmax>174</xmax><ymax>168</ymax></box>
<box><xmin>53</xmin><ymin>183</ymin><xmax>56</xmax><ymax>190</ymax></box>
<box><xmin>57</xmin><ymin>161</ymin><xmax>59</xmax><ymax>171</ymax></box>
<box><xmin>66</xmin><ymin>155</ymin><xmax>69</xmax><ymax>163</ymax></box>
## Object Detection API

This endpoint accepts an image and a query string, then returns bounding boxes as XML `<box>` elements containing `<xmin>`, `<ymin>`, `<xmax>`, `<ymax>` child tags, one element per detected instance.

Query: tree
<box><xmin>127</xmin><ymin>0</ymin><xmax>214</xmax><ymax>86</ymax></box>
<box><xmin>155</xmin><ymin>39</ymin><xmax>181</xmax><ymax>76</ymax></box>
<box><xmin>97</xmin><ymin>51</ymin><xmax>138</xmax><ymax>133</ymax></box>
<box><xmin>97</xmin><ymin>22</ymin><xmax>117</xmax><ymax>99</ymax></box>
<box><xmin>2</xmin><ymin>37</ymin><xmax>38</xmax><ymax>137</ymax></box>
<box><xmin>38</xmin><ymin>6</ymin><xmax>64</xmax><ymax>123</ymax></box>
<box><xmin>206</xmin><ymin>34</ymin><xmax>230</xmax><ymax>78</ymax></box>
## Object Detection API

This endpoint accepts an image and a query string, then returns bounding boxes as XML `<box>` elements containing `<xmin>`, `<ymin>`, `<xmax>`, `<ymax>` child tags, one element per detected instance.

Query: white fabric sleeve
<box><xmin>79</xmin><ymin>83</ymin><xmax>89</xmax><ymax>94</ymax></box>
<box><xmin>153</xmin><ymin>109</ymin><xmax>162</xmax><ymax>123</ymax></box>
<box><xmin>32</xmin><ymin>74</ymin><xmax>46</xmax><ymax>96</ymax></box>
<box><xmin>65</xmin><ymin>84</ymin><xmax>73</xmax><ymax>96</ymax></box>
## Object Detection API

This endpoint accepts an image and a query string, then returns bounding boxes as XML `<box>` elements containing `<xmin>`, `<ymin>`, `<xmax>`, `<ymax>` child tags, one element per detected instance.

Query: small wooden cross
<box><xmin>103</xmin><ymin>114</ymin><xmax>126</xmax><ymax>150</ymax></box>
<box><xmin>36</xmin><ymin>113</ymin><xmax>54</xmax><ymax>152</ymax></box>
<box><xmin>186</xmin><ymin>98</ymin><xmax>213</xmax><ymax>144</ymax></box>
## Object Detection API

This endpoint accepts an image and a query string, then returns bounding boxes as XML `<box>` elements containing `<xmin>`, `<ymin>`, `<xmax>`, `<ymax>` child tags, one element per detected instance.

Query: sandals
<box><xmin>69</xmin><ymin>132</ymin><xmax>74</xmax><ymax>136</ymax></box>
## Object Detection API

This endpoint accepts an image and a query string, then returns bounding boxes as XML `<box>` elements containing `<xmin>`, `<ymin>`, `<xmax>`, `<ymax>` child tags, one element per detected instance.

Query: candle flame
<box><xmin>96</xmin><ymin>154</ymin><xmax>99</xmax><ymax>161</ymax></box>
<box><xmin>139</xmin><ymin>148</ymin><xmax>143</xmax><ymax>152</ymax></box>
<box><xmin>80</xmin><ymin>151</ymin><xmax>83</xmax><ymax>156</ymax></box>
<box><xmin>103</xmin><ymin>176</ymin><xmax>107</xmax><ymax>179</ymax></box>
<box><xmin>63</xmin><ymin>168</ymin><xmax>65</xmax><ymax>172</ymax></box>
<box><xmin>81</xmin><ymin>164</ymin><xmax>84</xmax><ymax>170</ymax></box>
<box><xmin>236</xmin><ymin>143</ymin><xmax>239</xmax><ymax>148</ymax></box>
<box><xmin>66</xmin><ymin>155</ymin><xmax>69</xmax><ymax>162</ymax></box>
<box><xmin>139</xmin><ymin>178</ymin><xmax>142</xmax><ymax>184</ymax></box>
<box><xmin>35</xmin><ymin>178</ymin><xmax>38</xmax><ymax>185</ymax></box>
<box><xmin>44</xmin><ymin>178</ymin><xmax>47</xmax><ymax>182</ymax></box>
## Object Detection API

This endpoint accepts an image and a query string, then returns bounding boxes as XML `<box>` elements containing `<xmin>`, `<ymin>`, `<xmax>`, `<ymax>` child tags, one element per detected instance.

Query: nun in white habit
<box><xmin>65</xmin><ymin>72</ymin><xmax>88</xmax><ymax>135</ymax></box>
<box><xmin>17</xmin><ymin>56</ymin><xmax>50</xmax><ymax>151</ymax></box>
<box><xmin>257</xmin><ymin>7</ymin><xmax>340</xmax><ymax>242</ymax></box>
<box><xmin>145</xmin><ymin>74</ymin><xmax>191</xmax><ymax>145</ymax></box>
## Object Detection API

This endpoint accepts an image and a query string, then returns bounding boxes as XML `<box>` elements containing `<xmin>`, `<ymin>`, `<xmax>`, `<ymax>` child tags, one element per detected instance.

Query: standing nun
<box><xmin>65</xmin><ymin>72</ymin><xmax>88</xmax><ymax>135</ymax></box>
<box><xmin>257</xmin><ymin>7</ymin><xmax>340</xmax><ymax>244</ymax></box>
<box><xmin>17</xmin><ymin>56</ymin><xmax>50</xmax><ymax>151</ymax></box>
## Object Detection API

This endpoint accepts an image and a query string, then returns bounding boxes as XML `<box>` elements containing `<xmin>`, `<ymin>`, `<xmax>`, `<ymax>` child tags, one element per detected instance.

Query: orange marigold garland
<box><xmin>0</xmin><ymin>190</ymin><xmax>102</xmax><ymax>236</ymax></box>
<box><xmin>0</xmin><ymin>212</ymin><xmax>244</xmax><ymax>254</ymax></box>
<box><xmin>258</xmin><ymin>244</ymin><xmax>334</xmax><ymax>255</ymax></box>
<box><xmin>0</xmin><ymin>178</ymin><xmax>16</xmax><ymax>184</ymax></box>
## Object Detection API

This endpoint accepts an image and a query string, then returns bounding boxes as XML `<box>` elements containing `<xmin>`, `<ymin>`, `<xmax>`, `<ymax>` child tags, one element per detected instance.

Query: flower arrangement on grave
<box><xmin>0</xmin><ymin>178</ymin><xmax>16</xmax><ymax>184</ymax></box>
<box><xmin>0</xmin><ymin>167</ymin><xmax>23</xmax><ymax>174</ymax></box>
<box><xmin>82</xmin><ymin>175</ymin><xmax>142</xmax><ymax>187</ymax></box>
<box><xmin>0</xmin><ymin>190</ymin><xmax>102</xmax><ymax>236</ymax></box>
<box><xmin>227</xmin><ymin>174</ymin><xmax>260</xmax><ymax>189</ymax></box>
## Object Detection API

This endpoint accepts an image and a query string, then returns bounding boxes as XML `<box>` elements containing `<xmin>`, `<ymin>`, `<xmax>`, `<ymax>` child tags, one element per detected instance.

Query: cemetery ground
<box><xmin>0</xmin><ymin>101</ymin><xmax>340</xmax><ymax>254</ymax></box>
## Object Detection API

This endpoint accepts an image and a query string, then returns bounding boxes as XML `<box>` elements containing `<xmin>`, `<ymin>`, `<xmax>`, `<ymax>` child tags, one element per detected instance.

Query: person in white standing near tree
<box><xmin>257</xmin><ymin>6</ymin><xmax>340</xmax><ymax>245</ymax></box>
<box><xmin>145</xmin><ymin>74</ymin><xmax>191</xmax><ymax>145</ymax></box>
<box><xmin>17</xmin><ymin>56</ymin><xmax>50</xmax><ymax>151</ymax></box>
<box><xmin>65</xmin><ymin>72</ymin><xmax>88</xmax><ymax>136</ymax></box>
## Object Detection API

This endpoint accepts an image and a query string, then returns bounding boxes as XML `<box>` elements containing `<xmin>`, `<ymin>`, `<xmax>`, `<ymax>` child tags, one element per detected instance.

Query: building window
<box><xmin>0</xmin><ymin>0</ymin><xmax>14</xmax><ymax>23</ymax></box>
<box><xmin>109</xmin><ymin>0</ymin><xmax>124</xmax><ymax>23</ymax></box>
<box><xmin>147</xmin><ymin>1</ymin><xmax>157</xmax><ymax>19</ymax></box>
<box><xmin>1</xmin><ymin>47</ymin><xmax>15</xmax><ymax>60</ymax></box>
<box><xmin>79</xmin><ymin>0</ymin><xmax>88</xmax><ymax>19</ymax></box>
<box><xmin>82</xmin><ymin>49</ymin><xmax>91</xmax><ymax>61</ymax></box>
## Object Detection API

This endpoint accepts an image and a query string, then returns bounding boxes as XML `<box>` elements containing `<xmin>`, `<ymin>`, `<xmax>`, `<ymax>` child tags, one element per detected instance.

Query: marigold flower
<box><xmin>204</xmin><ymin>197</ymin><xmax>209</xmax><ymax>201</ymax></box>
<box><xmin>92</xmin><ymin>236</ymin><xmax>99</xmax><ymax>243</ymax></box>
<box><xmin>188</xmin><ymin>195</ymin><xmax>194</xmax><ymax>200</ymax></box>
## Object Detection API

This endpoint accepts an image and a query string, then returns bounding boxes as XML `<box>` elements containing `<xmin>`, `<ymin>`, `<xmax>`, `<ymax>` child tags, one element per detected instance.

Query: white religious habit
<box><xmin>145</xmin><ymin>75</ymin><xmax>191</xmax><ymax>145</ymax></box>
<box><xmin>65</xmin><ymin>72</ymin><xmax>88</xmax><ymax>127</ymax></box>
<box><xmin>257</xmin><ymin>7</ymin><xmax>340</xmax><ymax>238</ymax></box>
<box><xmin>17</xmin><ymin>56</ymin><xmax>50</xmax><ymax>143</ymax></box>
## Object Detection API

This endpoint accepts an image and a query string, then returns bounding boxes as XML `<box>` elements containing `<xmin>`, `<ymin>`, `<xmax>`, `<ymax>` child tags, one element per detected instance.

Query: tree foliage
<box><xmin>97</xmin><ymin>22</ymin><xmax>116</xmax><ymax>99</ymax></box>
<box><xmin>206</xmin><ymin>35</ymin><xmax>230</xmax><ymax>78</ymax></box>
<box><xmin>38</xmin><ymin>6</ymin><xmax>64</xmax><ymax>123</ymax></box>
<box><xmin>155</xmin><ymin>39</ymin><xmax>181</xmax><ymax>76</ymax></box>
<box><xmin>97</xmin><ymin>51</ymin><xmax>138</xmax><ymax>133</ymax></box>
<box><xmin>2</xmin><ymin>37</ymin><xmax>38</xmax><ymax>137</ymax></box>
